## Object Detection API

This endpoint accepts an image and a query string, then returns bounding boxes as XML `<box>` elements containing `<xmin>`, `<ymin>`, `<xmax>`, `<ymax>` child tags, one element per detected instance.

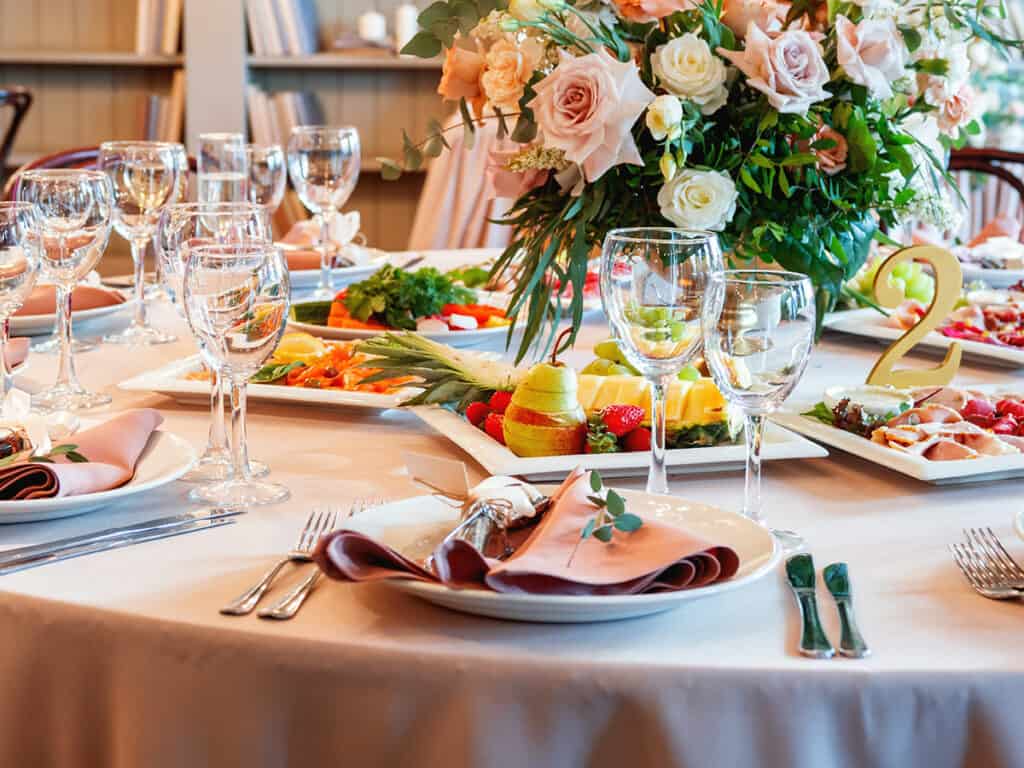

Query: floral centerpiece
<box><xmin>386</xmin><ymin>0</ymin><xmax>1020</xmax><ymax>358</ymax></box>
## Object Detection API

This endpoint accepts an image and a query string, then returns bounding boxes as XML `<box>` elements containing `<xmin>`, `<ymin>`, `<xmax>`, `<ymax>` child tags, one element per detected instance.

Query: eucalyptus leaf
<box><xmin>614</xmin><ymin>513</ymin><xmax>643</xmax><ymax>532</ymax></box>
<box><xmin>400</xmin><ymin>32</ymin><xmax>442</xmax><ymax>58</ymax></box>
<box><xmin>589</xmin><ymin>470</ymin><xmax>603</xmax><ymax>492</ymax></box>
<box><xmin>605</xmin><ymin>489</ymin><xmax>626</xmax><ymax>518</ymax></box>
<box><xmin>593</xmin><ymin>525</ymin><xmax>613</xmax><ymax>543</ymax></box>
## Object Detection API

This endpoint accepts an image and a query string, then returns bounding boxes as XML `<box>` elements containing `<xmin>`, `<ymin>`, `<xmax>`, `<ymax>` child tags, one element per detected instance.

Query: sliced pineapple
<box><xmin>576</xmin><ymin>374</ymin><xmax>726</xmax><ymax>426</ymax></box>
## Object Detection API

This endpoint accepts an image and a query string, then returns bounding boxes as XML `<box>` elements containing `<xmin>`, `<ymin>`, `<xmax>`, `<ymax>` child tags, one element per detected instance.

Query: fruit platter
<box><xmin>288</xmin><ymin>265</ymin><xmax>512</xmax><ymax>347</ymax></box>
<box><xmin>358</xmin><ymin>334</ymin><xmax>826</xmax><ymax>481</ymax></box>
<box><xmin>774</xmin><ymin>384</ymin><xmax>1024</xmax><ymax>484</ymax></box>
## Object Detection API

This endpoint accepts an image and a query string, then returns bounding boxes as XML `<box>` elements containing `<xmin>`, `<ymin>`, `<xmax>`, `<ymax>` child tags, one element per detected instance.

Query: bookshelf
<box><xmin>248</xmin><ymin>53</ymin><xmax>442</xmax><ymax>70</ymax></box>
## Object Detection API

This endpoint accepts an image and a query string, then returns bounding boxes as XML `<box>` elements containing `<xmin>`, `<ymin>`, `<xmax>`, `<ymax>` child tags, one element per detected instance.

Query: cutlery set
<box><xmin>785</xmin><ymin>554</ymin><xmax>870</xmax><ymax>659</ymax></box>
<box><xmin>950</xmin><ymin>527</ymin><xmax>1024</xmax><ymax>601</ymax></box>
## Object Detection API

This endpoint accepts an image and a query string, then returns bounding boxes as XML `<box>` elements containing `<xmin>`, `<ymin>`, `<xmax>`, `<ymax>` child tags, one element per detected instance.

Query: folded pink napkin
<box><xmin>15</xmin><ymin>285</ymin><xmax>126</xmax><ymax>317</ymax></box>
<box><xmin>5</xmin><ymin>338</ymin><xmax>28</xmax><ymax>370</ymax></box>
<box><xmin>282</xmin><ymin>249</ymin><xmax>327</xmax><ymax>272</ymax></box>
<box><xmin>315</xmin><ymin>469</ymin><xmax>740</xmax><ymax>596</ymax></box>
<box><xmin>0</xmin><ymin>409</ymin><xmax>163</xmax><ymax>500</ymax></box>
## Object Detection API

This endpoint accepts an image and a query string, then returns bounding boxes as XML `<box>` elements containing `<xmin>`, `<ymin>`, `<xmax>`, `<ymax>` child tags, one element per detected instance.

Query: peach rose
<box><xmin>486</xmin><ymin>148</ymin><xmax>550</xmax><ymax>199</ymax></box>
<box><xmin>438</xmin><ymin>45</ymin><xmax>483</xmax><ymax>104</ymax></box>
<box><xmin>614</xmin><ymin>0</ymin><xmax>692</xmax><ymax>22</ymax></box>
<box><xmin>810</xmin><ymin>123</ymin><xmax>848</xmax><ymax>175</ymax></box>
<box><xmin>721</xmin><ymin>0</ymin><xmax>790</xmax><ymax>38</ymax></box>
<box><xmin>835</xmin><ymin>15</ymin><xmax>906</xmax><ymax>100</ymax></box>
<box><xmin>480</xmin><ymin>38</ymin><xmax>543</xmax><ymax>112</ymax></box>
<box><xmin>719</xmin><ymin>24</ymin><xmax>830</xmax><ymax>115</ymax></box>
<box><xmin>938</xmin><ymin>84</ymin><xmax>976</xmax><ymax>136</ymax></box>
<box><xmin>528</xmin><ymin>49</ymin><xmax>656</xmax><ymax>182</ymax></box>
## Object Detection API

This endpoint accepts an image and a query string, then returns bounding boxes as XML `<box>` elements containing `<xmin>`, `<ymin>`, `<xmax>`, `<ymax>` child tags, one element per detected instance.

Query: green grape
<box><xmin>678</xmin><ymin>365</ymin><xmax>700</xmax><ymax>382</ymax></box>
<box><xmin>907</xmin><ymin>262</ymin><xmax>923</xmax><ymax>279</ymax></box>
<box><xmin>906</xmin><ymin>272</ymin><xmax>935</xmax><ymax>303</ymax></box>
<box><xmin>593</xmin><ymin>339</ymin><xmax>624</xmax><ymax>363</ymax></box>
<box><xmin>888</xmin><ymin>276</ymin><xmax>907</xmax><ymax>296</ymax></box>
<box><xmin>581</xmin><ymin>359</ymin><xmax>616</xmax><ymax>376</ymax></box>
<box><xmin>891</xmin><ymin>262</ymin><xmax>913</xmax><ymax>280</ymax></box>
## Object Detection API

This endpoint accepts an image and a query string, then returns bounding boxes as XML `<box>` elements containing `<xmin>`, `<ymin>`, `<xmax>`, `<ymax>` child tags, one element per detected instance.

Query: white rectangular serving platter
<box><xmin>411</xmin><ymin>405</ymin><xmax>827</xmax><ymax>482</ymax></box>
<box><xmin>960</xmin><ymin>263</ymin><xmax>1024</xmax><ymax>289</ymax></box>
<box><xmin>773</xmin><ymin>395</ymin><xmax>1024</xmax><ymax>485</ymax></box>
<box><xmin>824</xmin><ymin>307</ymin><xmax>1024</xmax><ymax>368</ymax></box>
<box><xmin>119</xmin><ymin>355</ymin><xmax>414</xmax><ymax>410</ymax></box>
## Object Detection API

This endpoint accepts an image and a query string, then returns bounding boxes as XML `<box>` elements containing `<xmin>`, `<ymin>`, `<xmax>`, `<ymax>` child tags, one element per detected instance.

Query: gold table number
<box><xmin>865</xmin><ymin>245</ymin><xmax>963</xmax><ymax>388</ymax></box>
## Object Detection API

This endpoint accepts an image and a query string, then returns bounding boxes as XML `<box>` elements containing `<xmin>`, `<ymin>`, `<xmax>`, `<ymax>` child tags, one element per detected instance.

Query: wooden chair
<box><xmin>0</xmin><ymin>87</ymin><xmax>32</xmax><ymax>187</ymax></box>
<box><xmin>949</xmin><ymin>148</ymin><xmax>1024</xmax><ymax>243</ymax></box>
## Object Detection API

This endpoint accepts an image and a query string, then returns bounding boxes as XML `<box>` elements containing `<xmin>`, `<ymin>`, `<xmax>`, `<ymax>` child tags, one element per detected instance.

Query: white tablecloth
<box><xmin>1</xmin><ymin>256</ymin><xmax>1023</xmax><ymax>768</ymax></box>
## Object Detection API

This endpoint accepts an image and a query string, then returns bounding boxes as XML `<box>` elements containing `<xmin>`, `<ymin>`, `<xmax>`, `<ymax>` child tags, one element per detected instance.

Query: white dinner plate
<box><xmin>287</xmin><ymin>320</ymin><xmax>511</xmax><ymax>349</ymax></box>
<box><xmin>411</xmin><ymin>405</ymin><xmax>827</xmax><ymax>482</ymax></box>
<box><xmin>960</xmin><ymin>264</ymin><xmax>1024</xmax><ymax>289</ymax></box>
<box><xmin>824</xmin><ymin>307</ymin><xmax>1024</xmax><ymax>368</ymax></box>
<box><xmin>118</xmin><ymin>354</ymin><xmax>417</xmax><ymax>411</ymax></box>
<box><xmin>11</xmin><ymin>301</ymin><xmax>132</xmax><ymax>337</ymax></box>
<box><xmin>0</xmin><ymin>428</ymin><xmax>197</xmax><ymax>523</ymax></box>
<box><xmin>287</xmin><ymin>254</ymin><xmax>388</xmax><ymax>291</ymax></box>
<box><xmin>772</xmin><ymin>389</ymin><xmax>1024</xmax><ymax>485</ymax></box>
<box><xmin>343</xmin><ymin>489</ymin><xmax>780</xmax><ymax>623</ymax></box>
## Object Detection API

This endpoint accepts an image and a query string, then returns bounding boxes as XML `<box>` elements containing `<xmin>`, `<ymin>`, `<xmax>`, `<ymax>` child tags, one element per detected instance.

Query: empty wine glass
<box><xmin>702</xmin><ymin>270</ymin><xmax>816</xmax><ymax>550</ymax></box>
<box><xmin>197</xmin><ymin>133</ymin><xmax>248</xmax><ymax>204</ymax></box>
<box><xmin>157</xmin><ymin>202</ymin><xmax>271</xmax><ymax>486</ymax></box>
<box><xmin>244</xmin><ymin>144</ymin><xmax>287</xmax><ymax>212</ymax></box>
<box><xmin>183</xmin><ymin>241</ymin><xmax>291</xmax><ymax>509</ymax></box>
<box><xmin>99</xmin><ymin>140</ymin><xmax>184</xmax><ymax>345</ymax></box>
<box><xmin>286</xmin><ymin>126</ymin><xmax>360</xmax><ymax>299</ymax></box>
<box><xmin>19</xmin><ymin>169</ymin><xmax>113</xmax><ymax>411</ymax></box>
<box><xmin>0</xmin><ymin>202</ymin><xmax>41</xmax><ymax>399</ymax></box>
<box><xmin>600</xmin><ymin>228</ymin><xmax>723</xmax><ymax>495</ymax></box>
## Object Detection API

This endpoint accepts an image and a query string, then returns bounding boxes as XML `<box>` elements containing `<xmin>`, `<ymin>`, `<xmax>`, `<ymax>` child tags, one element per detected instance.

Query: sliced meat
<box><xmin>886</xmin><ymin>404</ymin><xmax>963</xmax><ymax>427</ymax></box>
<box><xmin>923</xmin><ymin>440</ymin><xmax>979</xmax><ymax>461</ymax></box>
<box><xmin>911</xmin><ymin>387</ymin><xmax>970</xmax><ymax>411</ymax></box>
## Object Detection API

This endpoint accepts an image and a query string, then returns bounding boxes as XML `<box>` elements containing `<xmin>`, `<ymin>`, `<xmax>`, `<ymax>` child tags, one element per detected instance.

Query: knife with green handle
<box><xmin>824</xmin><ymin>562</ymin><xmax>871</xmax><ymax>658</ymax></box>
<box><xmin>785</xmin><ymin>554</ymin><xmax>836</xmax><ymax>659</ymax></box>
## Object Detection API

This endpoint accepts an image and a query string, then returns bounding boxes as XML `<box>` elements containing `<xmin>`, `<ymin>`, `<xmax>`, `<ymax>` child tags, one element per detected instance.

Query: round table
<box><xmin>2</xmin><ymin>255</ymin><xmax>1022</xmax><ymax>768</ymax></box>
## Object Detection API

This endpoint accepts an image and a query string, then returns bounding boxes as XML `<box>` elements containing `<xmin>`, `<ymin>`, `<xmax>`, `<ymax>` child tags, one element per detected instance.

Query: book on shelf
<box><xmin>247</xmin><ymin>86</ymin><xmax>324</xmax><ymax>145</ymax></box>
<box><xmin>135</xmin><ymin>0</ymin><xmax>183</xmax><ymax>54</ymax></box>
<box><xmin>137</xmin><ymin>69</ymin><xmax>185</xmax><ymax>142</ymax></box>
<box><xmin>246</xmin><ymin>0</ymin><xmax>319</xmax><ymax>56</ymax></box>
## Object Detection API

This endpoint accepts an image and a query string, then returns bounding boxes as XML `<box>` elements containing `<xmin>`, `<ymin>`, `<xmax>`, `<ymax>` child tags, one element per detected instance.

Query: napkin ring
<box><xmin>442</xmin><ymin>498</ymin><xmax>515</xmax><ymax>559</ymax></box>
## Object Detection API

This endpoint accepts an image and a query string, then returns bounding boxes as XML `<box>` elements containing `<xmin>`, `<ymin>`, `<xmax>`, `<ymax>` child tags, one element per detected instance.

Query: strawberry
<box><xmin>623</xmin><ymin>427</ymin><xmax>651</xmax><ymax>452</ymax></box>
<box><xmin>488</xmin><ymin>390</ymin><xmax>513</xmax><ymax>414</ymax></box>
<box><xmin>601</xmin><ymin>405</ymin><xmax>645</xmax><ymax>437</ymax></box>
<box><xmin>992</xmin><ymin>415</ymin><xmax>1019</xmax><ymax>435</ymax></box>
<box><xmin>997</xmin><ymin>399</ymin><xmax>1024</xmax><ymax>421</ymax></box>
<box><xmin>484</xmin><ymin>412</ymin><xmax>506</xmax><ymax>445</ymax></box>
<box><xmin>465</xmin><ymin>401</ymin><xmax>490</xmax><ymax>427</ymax></box>
<box><xmin>963</xmin><ymin>398</ymin><xmax>996</xmax><ymax>420</ymax></box>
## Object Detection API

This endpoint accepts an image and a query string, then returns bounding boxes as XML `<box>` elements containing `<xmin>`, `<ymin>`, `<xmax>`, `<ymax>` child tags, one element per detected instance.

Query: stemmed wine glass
<box><xmin>156</xmin><ymin>202</ymin><xmax>272</xmax><ymax>488</ymax></box>
<box><xmin>286</xmin><ymin>126</ymin><xmax>360</xmax><ymax>299</ymax></box>
<box><xmin>600</xmin><ymin>228</ymin><xmax>723</xmax><ymax>495</ymax></box>
<box><xmin>99</xmin><ymin>140</ymin><xmax>184</xmax><ymax>345</ymax></box>
<box><xmin>244</xmin><ymin>144</ymin><xmax>287</xmax><ymax>212</ymax></box>
<box><xmin>197</xmin><ymin>133</ymin><xmax>248</xmax><ymax>204</ymax></box>
<box><xmin>183</xmin><ymin>241</ymin><xmax>291</xmax><ymax>509</ymax></box>
<box><xmin>19</xmin><ymin>169</ymin><xmax>114</xmax><ymax>412</ymax></box>
<box><xmin>0</xmin><ymin>203</ymin><xmax>40</xmax><ymax>399</ymax></box>
<box><xmin>702</xmin><ymin>270</ymin><xmax>816</xmax><ymax>550</ymax></box>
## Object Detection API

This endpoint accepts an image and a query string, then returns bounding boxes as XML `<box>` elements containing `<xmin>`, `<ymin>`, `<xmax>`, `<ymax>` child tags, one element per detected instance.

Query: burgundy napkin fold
<box><xmin>314</xmin><ymin>469</ymin><xmax>740</xmax><ymax>596</ymax></box>
<box><xmin>5</xmin><ymin>338</ymin><xmax>28</xmax><ymax>370</ymax></box>
<box><xmin>0</xmin><ymin>409</ymin><xmax>163</xmax><ymax>500</ymax></box>
<box><xmin>15</xmin><ymin>285</ymin><xmax>126</xmax><ymax>317</ymax></box>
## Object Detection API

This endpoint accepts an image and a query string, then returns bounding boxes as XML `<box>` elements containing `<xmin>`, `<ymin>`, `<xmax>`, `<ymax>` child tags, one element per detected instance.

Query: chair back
<box><xmin>949</xmin><ymin>148</ymin><xmax>1024</xmax><ymax>243</ymax></box>
<box><xmin>0</xmin><ymin>87</ymin><xmax>32</xmax><ymax>186</ymax></box>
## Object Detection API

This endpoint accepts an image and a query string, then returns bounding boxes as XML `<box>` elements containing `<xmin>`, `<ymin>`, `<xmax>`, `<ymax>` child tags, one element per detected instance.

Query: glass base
<box><xmin>183</xmin><ymin>453</ymin><xmax>269</xmax><ymax>483</ymax></box>
<box><xmin>771</xmin><ymin>527</ymin><xmax>805</xmax><ymax>553</ymax></box>
<box><xmin>33</xmin><ymin>336</ymin><xmax>98</xmax><ymax>354</ymax></box>
<box><xmin>32</xmin><ymin>384</ymin><xmax>112</xmax><ymax>412</ymax></box>
<box><xmin>189</xmin><ymin>478</ymin><xmax>290</xmax><ymax>510</ymax></box>
<box><xmin>104</xmin><ymin>324</ymin><xmax>176</xmax><ymax>345</ymax></box>
<box><xmin>309</xmin><ymin>285</ymin><xmax>336</xmax><ymax>300</ymax></box>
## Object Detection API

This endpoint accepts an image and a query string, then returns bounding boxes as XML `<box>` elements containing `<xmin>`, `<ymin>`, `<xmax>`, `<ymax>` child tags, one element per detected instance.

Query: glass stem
<box><xmin>646</xmin><ymin>374</ymin><xmax>671</xmax><ymax>496</ymax></box>
<box><xmin>131</xmin><ymin>238</ymin><xmax>148</xmax><ymax>330</ymax></box>
<box><xmin>208</xmin><ymin>367</ymin><xmax>228</xmax><ymax>456</ymax></box>
<box><xmin>54</xmin><ymin>281</ymin><xmax>79</xmax><ymax>392</ymax></box>
<box><xmin>319</xmin><ymin>209</ymin><xmax>334</xmax><ymax>296</ymax></box>
<box><xmin>228</xmin><ymin>375</ymin><xmax>250</xmax><ymax>483</ymax></box>
<box><xmin>0</xmin><ymin>318</ymin><xmax>10</xmax><ymax>401</ymax></box>
<box><xmin>744</xmin><ymin>413</ymin><xmax>766</xmax><ymax>524</ymax></box>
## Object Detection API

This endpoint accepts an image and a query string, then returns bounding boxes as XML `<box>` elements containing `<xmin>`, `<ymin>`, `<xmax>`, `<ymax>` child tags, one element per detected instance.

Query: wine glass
<box><xmin>702</xmin><ymin>270</ymin><xmax>816</xmax><ymax>550</ymax></box>
<box><xmin>156</xmin><ymin>202</ymin><xmax>272</xmax><ymax>487</ymax></box>
<box><xmin>197</xmin><ymin>133</ymin><xmax>248</xmax><ymax>204</ymax></box>
<box><xmin>19</xmin><ymin>169</ymin><xmax>114</xmax><ymax>411</ymax></box>
<box><xmin>286</xmin><ymin>126</ymin><xmax>360</xmax><ymax>299</ymax></box>
<box><xmin>99</xmin><ymin>140</ymin><xmax>184</xmax><ymax>345</ymax></box>
<box><xmin>600</xmin><ymin>228</ymin><xmax>723</xmax><ymax>495</ymax></box>
<box><xmin>183</xmin><ymin>241</ymin><xmax>291</xmax><ymax>509</ymax></box>
<box><xmin>244</xmin><ymin>144</ymin><xmax>287</xmax><ymax>212</ymax></box>
<box><xmin>0</xmin><ymin>202</ymin><xmax>41</xmax><ymax>399</ymax></box>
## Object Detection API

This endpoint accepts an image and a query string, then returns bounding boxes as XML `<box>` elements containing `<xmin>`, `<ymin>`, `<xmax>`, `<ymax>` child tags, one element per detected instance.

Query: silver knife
<box><xmin>785</xmin><ymin>554</ymin><xmax>836</xmax><ymax>659</ymax></box>
<box><xmin>0</xmin><ymin>509</ymin><xmax>242</xmax><ymax>567</ymax></box>
<box><xmin>0</xmin><ymin>517</ymin><xmax>236</xmax><ymax>575</ymax></box>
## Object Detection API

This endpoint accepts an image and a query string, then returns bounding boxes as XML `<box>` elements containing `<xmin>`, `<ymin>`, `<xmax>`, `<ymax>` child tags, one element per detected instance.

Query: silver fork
<box><xmin>220</xmin><ymin>509</ymin><xmax>335</xmax><ymax>616</ymax></box>
<box><xmin>950</xmin><ymin>531</ymin><xmax>1024</xmax><ymax>601</ymax></box>
<box><xmin>964</xmin><ymin>527</ymin><xmax>1024</xmax><ymax>590</ymax></box>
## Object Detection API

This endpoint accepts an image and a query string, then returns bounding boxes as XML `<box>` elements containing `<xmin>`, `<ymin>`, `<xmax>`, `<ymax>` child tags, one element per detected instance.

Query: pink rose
<box><xmin>835</xmin><ymin>15</ymin><xmax>907</xmax><ymax>100</ymax></box>
<box><xmin>721</xmin><ymin>0</ymin><xmax>790</xmax><ymax>38</ymax></box>
<box><xmin>719</xmin><ymin>24</ymin><xmax>831</xmax><ymax>115</ymax></box>
<box><xmin>613</xmin><ymin>0</ymin><xmax>693</xmax><ymax>21</ymax></box>
<box><xmin>438</xmin><ymin>45</ymin><xmax>483</xmax><ymax>106</ymax></box>
<box><xmin>938</xmin><ymin>84</ymin><xmax>976</xmax><ymax>137</ymax></box>
<box><xmin>528</xmin><ymin>50</ymin><xmax>655</xmax><ymax>182</ymax></box>
<box><xmin>809</xmin><ymin>122</ymin><xmax>848</xmax><ymax>175</ymax></box>
<box><xmin>486</xmin><ymin>148</ymin><xmax>550</xmax><ymax>199</ymax></box>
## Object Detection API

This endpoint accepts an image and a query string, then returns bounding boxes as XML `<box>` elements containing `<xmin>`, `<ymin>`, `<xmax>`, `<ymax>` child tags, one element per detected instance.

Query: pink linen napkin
<box><xmin>15</xmin><ymin>285</ymin><xmax>126</xmax><ymax>317</ymax></box>
<box><xmin>0</xmin><ymin>409</ymin><xmax>163</xmax><ymax>500</ymax></box>
<box><xmin>5</xmin><ymin>338</ymin><xmax>28</xmax><ymax>370</ymax></box>
<box><xmin>314</xmin><ymin>469</ymin><xmax>740</xmax><ymax>596</ymax></box>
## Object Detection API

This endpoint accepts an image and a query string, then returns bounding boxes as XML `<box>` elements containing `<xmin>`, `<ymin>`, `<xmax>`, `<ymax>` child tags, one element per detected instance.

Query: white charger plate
<box><xmin>0</xmin><ymin>428</ymin><xmax>197</xmax><ymax>524</ymax></box>
<box><xmin>119</xmin><ymin>354</ymin><xmax>417</xmax><ymax>410</ymax></box>
<box><xmin>344</xmin><ymin>489</ymin><xmax>780</xmax><ymax>623</ymax></box>
<box><xmin>411</xmin><ymin>405</ymin><xmax>827</xmax><ymax>482</ymax></box>
<box><xmin>824</xmin><ymin>307</ymin><xmax>1024</xmax><ymax>368</ymax></box>
<box><xmin>11</xmin><ymin>301</ymin><xmax>132</xmax><ymax>337</ymax></box>
<box><xmin>287</xmin><ymin>254</ymin><xmax>388</xmax><ymax>291</ymax></box>
<box><xmin>960</xmin><ymin>264</ymin><xmax>1024</xmax><ymax>289</ymax></box>
<box><xmin>287</xmin><ymin>320</ymin><xmax>511</xmax><ymax>349</ymax></box>
<box><xmin>773</xmin><ymin>390</ymin><xmax>1024</xmax><ymax>485</ymax></box>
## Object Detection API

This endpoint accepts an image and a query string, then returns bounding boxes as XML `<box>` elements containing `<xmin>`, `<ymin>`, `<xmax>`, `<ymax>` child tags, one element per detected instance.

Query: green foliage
<box><xmin>343</xmin><ymin>265</ymin><xmax>474</xmax><ymax>330</ymax></box>
<box><xmin>571</xmin><ymin>471</ymin><xmax>643</xmax><ymax>563</ymax></box>
<box><xmin>251</xmin><ymin>361</ymin><xmax>305</xmax><ymax>384</ymax></box>
<box><xmin>402</xmin><ymin>0</ymin><xmax>509</xmax><ymax>56</ymax></box>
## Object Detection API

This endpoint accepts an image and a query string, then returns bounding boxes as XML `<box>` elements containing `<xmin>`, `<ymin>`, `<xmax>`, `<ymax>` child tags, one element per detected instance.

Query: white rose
<box><xmin>646</xmin><ymin>94</ymin><xmax>684</xmax><ymax>140</ymax></box>
<box><xmin>658</xmin><ymin>169</ymin><xmax>738</xmax><ymax>231</ymax></box>
<box><xmin>652</xmin><ymin>34</ymin><xmax>728</xmax><ymax>115</ymax></box>
<box><xmin>659</xmin><ymin>152</ymin><xmax>678</xmax><ymax>181</ymax></box>
<box><xmin>835</xmin><ymin>15</ymin><xmax>907</xmax><ymax>100</ymax></box>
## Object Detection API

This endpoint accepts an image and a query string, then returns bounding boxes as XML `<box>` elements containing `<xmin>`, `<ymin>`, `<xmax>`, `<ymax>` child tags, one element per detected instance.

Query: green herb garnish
<box><xmin>802</xmin><ymin>402</ymin><xmax>836</xmax><ymax>426</ymax></box>
<box><xmin>0</xmin><ymin>443</ymin><xmax>89</xmax><ymax>469</ymax></box>
<box><xmin>344</xmin><ymin>265</ymin><xmax>474</xmax><ymax>330</ymax></box>
<box><xmin>446</xmin><ymin>265</ymin><xmax>491</xmax><ymax>289</ymax></box>
<box><xmin>251</xmin><ymin>360</ymin><xmax>305</xmax><ymax>384</ymax></box>
<box><xmin>569</xmin><ymin>471</ymin><xmax>643</xmax><ymax>566</ymax></box>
